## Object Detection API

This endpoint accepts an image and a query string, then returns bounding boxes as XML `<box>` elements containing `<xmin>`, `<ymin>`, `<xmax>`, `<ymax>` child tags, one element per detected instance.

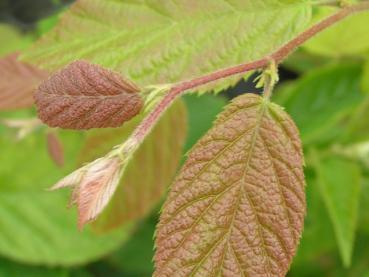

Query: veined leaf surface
<box><xmin>35</xmin><ymin>60</ymin><xmax>142</xmax><ymax>130</ymax></box>
<box><xmin>21</xmin><ymin>0</ymin><xmax>311</xmax><ymax>93</ymax></box>
<box><xmin>155</xmin><ymin>93</ymin><xmax>305</xmax><ymax>276</ymax></box>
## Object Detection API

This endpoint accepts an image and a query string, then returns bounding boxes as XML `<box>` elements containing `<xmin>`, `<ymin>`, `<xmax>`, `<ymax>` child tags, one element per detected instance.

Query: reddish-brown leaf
<box><xmin>0</xmin><ymin>52</ymin><xmax>48</xmax><ymax>110</ymax></box>
<box><xmin>51</xmin><ymin>156</ymin><xmax>123</xmax><ymax>229</ymax></box>
<box><xmin>34</xmin><ymin>60</ymin><xmax>143</xmax><ymax>130</ymax></box>
<box><xmin>46</xmin><ymin>131</ymin><xmax>65</xmax><ymax>167</ymax></box>
<box><xmin>155</xmin><ymin>94</ymin><xmax>305</xmax><ymax>277</ymax></box>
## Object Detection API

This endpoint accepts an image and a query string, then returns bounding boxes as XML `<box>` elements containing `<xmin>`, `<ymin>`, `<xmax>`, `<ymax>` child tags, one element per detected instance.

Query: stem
<box><xmin>130</xmin><ymin>1</ymin><xmax>369</xmax><ymax>144</ymax></box>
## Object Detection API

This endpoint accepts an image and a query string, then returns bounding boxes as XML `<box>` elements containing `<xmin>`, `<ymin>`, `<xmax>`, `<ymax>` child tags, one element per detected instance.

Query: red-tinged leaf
<box><xmin>79</xmin><ymin>100</ymin><xmax>187</xmax><ymax>232</ymax></box>
<box><xmin>155</xmin><ymin>94</ymin><xmax>305</xmax><ymax>277</ymax></box>
<box><xmin>0</xmin><ymin>52</ymin><xmax>48</xmax><ymax>110</ymax></box>
<box><xmin>46</xmin><ymin>131</ymin><xmax>65</xmax><ymax>167</ymax></box>
<box><xmin>51</xmin><ymin>156</ymin><xmax>123</xmax><ymax>229</ymax></box>
<box><xmin>34</xmin><ymin>60</ymin><xmax>143</xmax><ymax>130</ymax></box>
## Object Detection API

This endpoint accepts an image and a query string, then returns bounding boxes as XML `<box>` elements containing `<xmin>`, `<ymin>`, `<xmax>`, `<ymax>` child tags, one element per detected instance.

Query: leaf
<box><xmin>0</xmin><ymin>53</ymin><xmax>48</xmax><ymax>110</ymax></box>
<box><xmin>155</xmin><ymin>93</ymin><xmax>305</xmax><ymax>276</ymax></box>
<box><xmin>303</xmin><ymin>7</ymin><xmax>369</xmax><ymax>57</ymax></box>
<box><xmin>359</xmin><ymin>178</ymin><xmax>369</xmax><ymax>235</ymax></box>
<box><xmin>79</xmin><ymin>99</ymin><xmax>187</xmax><ymax>231</ymax></box>
<box><xmin>362</xmin><ymin>55</ymin><xmax>369</xmax><ymax>93</ymax></box>
<box><xmin>310</xmin><ymin>150</ymin><xmax>361</xmax><ymax>268</ymax></box>
<box><xmin>21</xmin><ymin>0</ymin><xmax>311</xmax><ymax>93</ymax></box>
<box><xmin>279</xmin><ymin>63</ymin><xmax>363</xmax><ymax>144</ymax></box>
<box><xmin>183</xmin><ymin>93</ymin><xmax>227</xmax><ymax>152</ymax></box>
<box><xmin>0</xmin><ymin>258</ymin><xmax>69</xmax><ymax>277</ymax></box>
<box><xmin>109</xmin><ymin>217</ymin><xmax>157</xmax><ymax>276</ymax></box>
<box><xmin>46</xmin><ymin>130</ymin><xmax>65</xmax><ymax>167</ymax></box>
<box><xmin>52</xmin><ymin>156</ymin><xmax>125</xmax><ymax>229</ymax></box>
<box><xmin>0</xmin><ymin>24</ymin><xmax>32</xmax><ymax>56</ymax></box>
<box><xmin>35</xmin><ymin>60</ymin><xmax>143</xmax><ymax>130</ymax></box>
<box><xmin>283</xmin><ymin>49</ymin><xmax>330</xmax><ymax>74</ymax></box>
<box><xmin>0</xmin><ymin>127</ymin><xmax>131</xmax><ymax>265</ymax></box>
<box><xmin>290</xmin><ymin>172</ymin><xmax>336</xmax><ymax>269</ymax></box>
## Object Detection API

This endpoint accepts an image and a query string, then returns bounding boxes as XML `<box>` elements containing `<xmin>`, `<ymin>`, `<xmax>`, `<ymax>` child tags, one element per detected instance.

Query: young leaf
<box><xmin>46</xmin><ymin>131</ymin><xmax>64</xmax><ymax>167</ymax></box>
<box><xmin>21</xmin><ymin>0</ymin><xmax>311</xmax><ymax>93</ymax></box>
<box><xmin>34</xmin><ymin>60</ymin><xmax>143</xmax><ymax>130</ymax></box>
<box><xmin>0</xmin><ymin>53</ymin><xmax>48</xmax><ymax>110</ymax></box>
<box><xmin>155</xmin><ymin>93</ymin><xmax>305</xmax><ymax>276</ymax></box>
<box><xmin>51</xmin><ymin>156</ymin><xmax>124</xmax><ymax>229</ymax></box>
<box><xmin>79</xmin><ymin>100</ymin><xmax>187</xmax><ymax>232</ymax></box>
<box><xmin>310</xmin><ymin>151</ymin><xmax>361</xmax><ymax>268</ymax></box>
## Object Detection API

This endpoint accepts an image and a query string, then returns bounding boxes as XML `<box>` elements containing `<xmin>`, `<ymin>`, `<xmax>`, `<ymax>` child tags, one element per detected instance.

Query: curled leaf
<box><xmin>0</xmin><ymin>52</ymin><xmax>48</xmax><ymax>110</ymax></box>
<box><xmin>51</xmin><ymin>156</ymin><xmax>123</xmax><ymax>229</ymax></box>
<box><xmin>80</xmin><ymin>99</ymin><xmax>187</xmax><ymax>232</ymax></box>
<box><xmin>155</xmin><ymin>93</ymin><xmax>305</xmax><ymax>277</ymax></box>
<box><xmin>46</xmin><ymin>131</ymin><xmax>65</xmax><ymax>167</ymax></box>
<box><xmin>35</xmin><ymin>60</ymin><xmax>143</xmax><ymax>130</ymax></box>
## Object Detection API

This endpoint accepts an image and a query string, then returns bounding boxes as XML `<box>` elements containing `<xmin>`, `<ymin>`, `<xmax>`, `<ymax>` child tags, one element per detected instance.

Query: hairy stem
<box><xmin>129</xmin><ymin>1</ymin><xmax>369</xmax><ymax>145</ymax></box>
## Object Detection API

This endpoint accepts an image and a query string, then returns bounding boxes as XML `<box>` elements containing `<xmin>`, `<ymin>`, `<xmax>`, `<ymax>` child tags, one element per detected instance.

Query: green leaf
<box><xmin>80</xmin><ymin>99</ymin><xmax>187</xmax><ymax>232</ymax></box>
<box><xmin>21</xmin><ymin>0</ymin><xmax>311</xmax><ymax>93</ymax></box>
<box><xmin>109</xmin><ymin>217</ymin><xmax>156</xmax><ymax>276</ymax></box>
<box><xmin>359</xmin><ymin>178</ymin><xmax>369</xmax><ymax>235</ymax></box>
<box><xmin>291</xmin><ymin>172</ymin><xmax>336</xmax><ymax>268</ymax></box>
<box><xmin>183</xmin><ymin>93</ymin><xmax>227</xmax><ymax>152</ymax></box>
<box><xmin>0</xmin><ymin>24</ymin><xmax>32</xmax><ymax>56</ymax></box>
<box><xmin>279</xmin><ymin>63</ymin><xmax>363</xmax><ymax>145</ymax></box>
<box><xmin>310</xmin><ymin>150</ymin><xmax>361</xmax><ymax>268</ymax></box>
<box><xmin>0</xmin><ymin>258</ymin><xmax>71</xmax><ymax>277</ymax></box>
<box><xmin>362</xmin><ymin>56</ymin><xmax>369</xmax><ymax>93</ymax></box>
<box><xmin>303</xmin><ymin>7</ymin><xmax>369</xmax><ymax>57</ymax></box>
<box><xmin>0</xmin><ymin>129</ymin><xmax>130</xmax><ymax>266</ymax></box>
<box><xmin>155</xmin><ymin>94</ymin><xmax>305</xmax><ymax>276</ymax></box>
<box><xmin>283</xmin><ymin>49</ymin><xmax>330</xmax><ymax>74</ymax></box>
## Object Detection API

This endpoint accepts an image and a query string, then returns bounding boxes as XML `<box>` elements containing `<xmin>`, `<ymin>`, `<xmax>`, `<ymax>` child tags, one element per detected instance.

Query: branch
<box><xmin>51</xmin><ymin>1</ymin><xmax>369</xmax><ymax>228</ymax></box>
<box><xmin>130</xmin><ymin>1</ymin><xmax>369</xmax><ymax>143</ymax></box>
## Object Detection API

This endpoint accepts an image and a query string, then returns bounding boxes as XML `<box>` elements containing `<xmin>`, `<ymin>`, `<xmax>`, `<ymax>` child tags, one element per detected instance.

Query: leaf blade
<box><xmin>0</xmin><ymin>53</ymin><xmax>48</xmax><ymax>110</ymax></box>
<box><xmin>155</xmin><ymin>94</ymin><xmax>305</xmax><ymax>276</ymax></box>
<box><xmin>0</xmin><ymin>128</ymin><xmax>130</xmax><ymax>266</ymax></box>
<box><xmin>34</xmin><ymin>60</ymin><xmax>143</xmax><ymax>130</ymax></box>
<box><xmin>310</xmin><ymin>150</ymin><xmax>361</xmax><ymax>267</ymax></box>
<box><xmin>22</xmin><ymin>0</ymin><xmax>311</xmax><ymax>93</ymax></box>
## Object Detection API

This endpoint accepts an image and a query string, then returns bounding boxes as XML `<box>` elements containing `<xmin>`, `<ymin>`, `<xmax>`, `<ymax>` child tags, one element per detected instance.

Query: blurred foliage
<box><xmin>1</xmin><ymin>0</ymin><xmax>369</xmax><ymax>276</ymax></box>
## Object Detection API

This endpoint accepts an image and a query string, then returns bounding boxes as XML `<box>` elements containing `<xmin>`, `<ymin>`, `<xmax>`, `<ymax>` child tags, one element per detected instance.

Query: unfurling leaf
<box><xmin>0</xmin><ymin>53</ymin><xmax>48</xmax><ymax>110</ymax></box>
<box><xmin>34</xmin><ymin>60</ymin><xmax>143</xmax><ymax>130</ymax></box>
<box><xmin>80</xmin><ymin>100</ymin><xmax>187</xmax><ymax>232</ymax></box>
<box><xmin>155</xmin><ymin>93</ymin><xmax>305</xmax><ymax>277</ymax></box>
<box><xmin>46</xmin><ymin>131</ymin><xmax>65</xmax><ymax>167</ymax></box>
<box><xmin>51</xmin><ymin>156</ymin><xmax>123</xmax><ymax>229</ymax></box>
